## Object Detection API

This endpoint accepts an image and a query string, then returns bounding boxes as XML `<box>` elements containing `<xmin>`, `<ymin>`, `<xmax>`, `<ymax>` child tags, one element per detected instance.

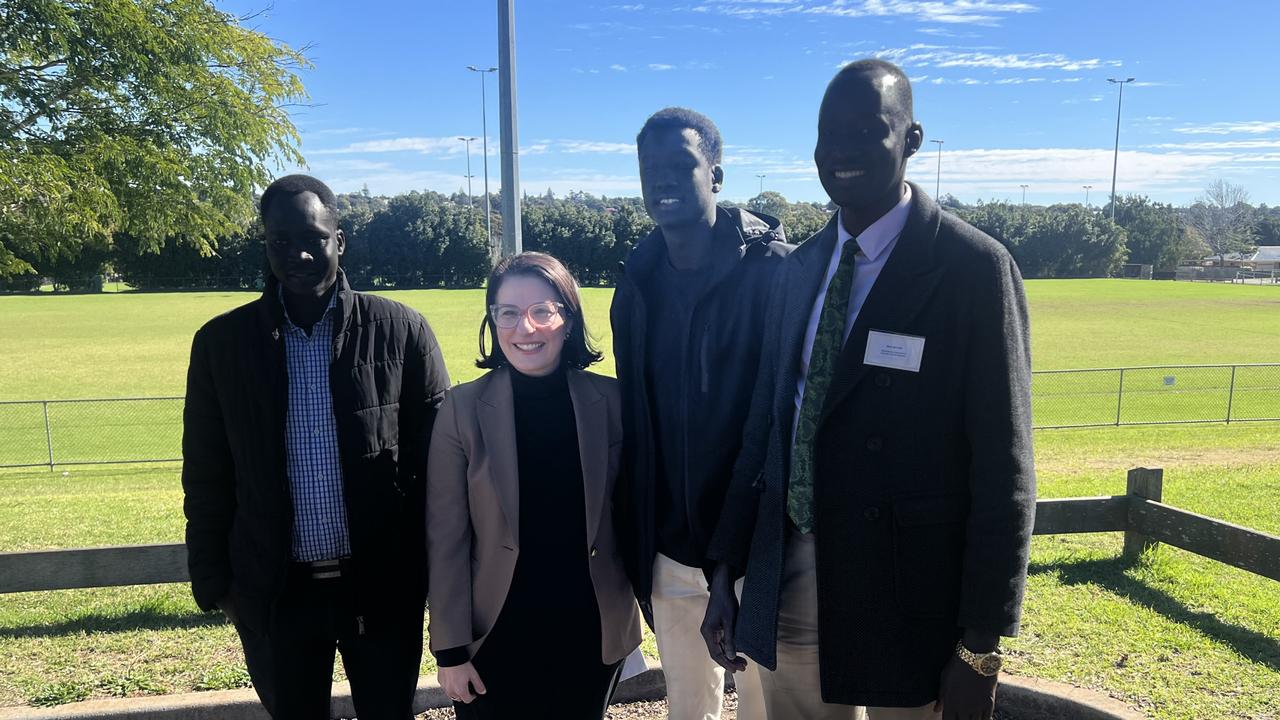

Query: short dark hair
<box><xmin>259</xmin><ymin>174</ymin><xmax>339</xmax><ymax>221</ymax></box>
<box><xmin>476</xmin><ymin>252</ymin><xmax>603</xmax><ymax>371</ymax></box>
<box><xmin>832</xmin><ymin>59</ymin><xmax>915</xmax><ymax>124</ymax></box>
<box><xmin>636</xmin><ymin>107</ymin><xmax>723</xmax><ymax>164</ymax></box>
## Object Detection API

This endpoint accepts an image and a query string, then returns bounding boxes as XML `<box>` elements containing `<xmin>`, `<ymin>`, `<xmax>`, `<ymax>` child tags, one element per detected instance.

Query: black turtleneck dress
<box><xmin>452</xmin><ymin>367</ymin><xmax>622</xmax><ymax>720</ymax></box>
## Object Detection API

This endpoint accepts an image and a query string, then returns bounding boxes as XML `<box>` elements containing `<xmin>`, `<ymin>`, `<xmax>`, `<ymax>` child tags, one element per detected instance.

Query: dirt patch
<box><xmin>1037</xmin><ymin>445</ymin><xmax>1279</xmax><ymax>476</ymax></box>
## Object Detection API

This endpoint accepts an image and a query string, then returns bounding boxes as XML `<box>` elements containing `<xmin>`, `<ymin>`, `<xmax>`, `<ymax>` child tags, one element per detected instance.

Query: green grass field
<box><xmin>1</xmin><ymin>280</ymin><xmax>1278</xmax><ymax>401</ymax></box>
<box><xmin>1</xmin><ymin>279</ymin><xmax>1278</xmax><ymax>717</ymax></box>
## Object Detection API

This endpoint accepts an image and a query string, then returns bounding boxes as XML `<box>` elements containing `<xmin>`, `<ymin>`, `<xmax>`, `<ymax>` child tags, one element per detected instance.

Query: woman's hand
<box><xmin>438</xmin><ymin>662</ymin><xmax>487</xmax><ymax>704</ymax></box>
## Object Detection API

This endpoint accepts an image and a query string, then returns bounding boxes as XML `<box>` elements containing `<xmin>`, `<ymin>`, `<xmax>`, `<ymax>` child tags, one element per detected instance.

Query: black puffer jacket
<box><xmin>611</xmin><ymin>207</ymin><xmax>793</xmax><ymax>605</ymax></box>
<box><xmin>182</xmin><ymin>271</ymin><xmax>450</xmax><ymax>634</ymax></box>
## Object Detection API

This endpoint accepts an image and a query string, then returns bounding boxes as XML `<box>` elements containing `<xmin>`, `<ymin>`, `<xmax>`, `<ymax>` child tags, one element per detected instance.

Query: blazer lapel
<box><xmin>477</xmin><ymin>368</ymin><xmax>521</xmax><ymax>544</ymax></box>
<box><xmin>820</xmin><ymin>183</ymin><xmax>946</xmax><ymax>425</ymax></box>
<box><xmin>567</xmin><ymin>371</ymin><xmax>608</xmax><ymax>548</ymax></box>
<box><xmin>775</xmin><ymin>214</ymin><xmax>842</xmax><ymax>435</ymax></box>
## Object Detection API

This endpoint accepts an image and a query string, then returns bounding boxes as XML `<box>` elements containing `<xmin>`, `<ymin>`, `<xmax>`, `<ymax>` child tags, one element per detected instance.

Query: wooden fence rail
<box><xmin>2</xmin><ymin>467</ymin><xmax>1277</xmax><ymax>595</ymax></box>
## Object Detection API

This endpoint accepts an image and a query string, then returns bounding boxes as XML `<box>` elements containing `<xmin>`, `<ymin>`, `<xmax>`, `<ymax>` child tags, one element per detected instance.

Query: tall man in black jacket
<box><xmin>182</xmin><ymin>175</ymin><xmax>450</xmax><ymax>719</ymax></box>
<box><xmin>701</xmin><ymin>61</ymin><xmax>1035</xmax><ymax>720</ymax></box>
<box><xmin>612</xmin><ymin>107</ymin><xmax>791</xmax><ymax>720</ymax></box>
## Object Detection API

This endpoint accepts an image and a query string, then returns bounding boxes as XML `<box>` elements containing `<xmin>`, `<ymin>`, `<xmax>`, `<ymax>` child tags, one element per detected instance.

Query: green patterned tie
<box><xmin>788</xmin><ymin>238</ymin><xmax>861</xmax><ymax>534</ymax></box>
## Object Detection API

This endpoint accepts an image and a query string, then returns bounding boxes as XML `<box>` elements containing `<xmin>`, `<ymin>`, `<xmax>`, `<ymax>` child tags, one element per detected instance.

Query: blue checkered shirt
<box><xmin>280</xmin><ymin>288</ymin><xmax>351</xmax><ymax>562</ymax></box>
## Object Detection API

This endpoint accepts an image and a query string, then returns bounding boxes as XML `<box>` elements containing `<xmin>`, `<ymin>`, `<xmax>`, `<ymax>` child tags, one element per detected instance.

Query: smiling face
<box><xmin>493</xmin><ymin>274</ymin><xmax>570</xmax><ymax>377</ymax></box>
<box><xmin>264</xmin><ymin>191</ymin><xmax>345</xmax><ymax>298</ymax></box>
<box><xmin>815</xmin><ymin>68</ymin><xmax>922</xmax><ymax>217</ymax></box>
<box><xmin>638</xmin><ymin>126</ymin><xmax>722</xmax><ymax>232</ymax></box>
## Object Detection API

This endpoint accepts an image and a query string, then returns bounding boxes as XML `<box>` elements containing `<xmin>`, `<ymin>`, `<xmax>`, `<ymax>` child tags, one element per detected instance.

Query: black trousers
<box><xmin>451</xmin><ymin>657</ymin><xmax>623</xmax><ymax>720</ymax></box>
<box><xmin>235</xmin><ymin>566</ymin><xmax>424</xmax><ymax>720</ymax></box>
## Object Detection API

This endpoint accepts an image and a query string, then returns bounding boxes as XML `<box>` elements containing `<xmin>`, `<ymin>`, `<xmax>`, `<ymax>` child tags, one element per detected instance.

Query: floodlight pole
<box><xmin>498</xmin><ymin>0</ymin><xmax>522</xmax><ymax>256</ymax></box>
<box><xmin>466</xmin><ymin>65</ymin><xmax>497</xmax><ymax>253</ymax></box>
<box><xmin>930</xmin><ymin>139</ymin><xmax>944</xmax><ymax>199</ymax></box>
<box><xmin>756</xmin><ymin>174</ymin><xmax>766</xmax><ymax>195</ymax></box>
<box><xmin>1108</xmin><ymin>77</ymin><xmax>1135</xmax><ymax>222</ymax></box>
<box><xmin>1083</xmin><ymin>184</ymin><xmax>1093</xmax><ymax>206</ymax></box>
<box><xmin>458</xmin><ymin>136</ymin><xmax>477</xmax><ymax>213</ymax></box>
<box><xmin>1020</xmin><ymin>184</ymin><xmax>1029</xmax><ymax>205</ymax></box>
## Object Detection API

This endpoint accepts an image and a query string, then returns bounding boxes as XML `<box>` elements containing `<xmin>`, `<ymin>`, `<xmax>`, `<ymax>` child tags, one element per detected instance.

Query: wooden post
<box><xmin>1123</xmin><ymin>467</ymin><xmax>1163</xmax><ymax>559</ymax></box>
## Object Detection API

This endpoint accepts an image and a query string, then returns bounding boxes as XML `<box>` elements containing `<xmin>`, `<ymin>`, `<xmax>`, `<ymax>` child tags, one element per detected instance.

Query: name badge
<box><xmin>864</xmin><ymin>330</ymin><xmax>925</xmax><ymax>373</ymax></box>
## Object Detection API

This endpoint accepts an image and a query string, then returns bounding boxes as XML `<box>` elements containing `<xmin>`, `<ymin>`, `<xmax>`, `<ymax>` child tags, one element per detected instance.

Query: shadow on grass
<box><xmin>0</xmin><ymin>606</ymin><xmax>227</xmax><ymax>639</ymax></box>
<box><xmin>1028</xmin><ymin>555</ymin><xmax>1280</xmax><ymax>672</ymax></box>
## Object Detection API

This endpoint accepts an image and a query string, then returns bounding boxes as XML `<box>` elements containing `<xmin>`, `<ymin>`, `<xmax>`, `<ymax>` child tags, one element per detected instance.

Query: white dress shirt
<box><xmin>792</xmin><ymin>183</ymin><xmax>912</xmax><ymax>442</ymax></box>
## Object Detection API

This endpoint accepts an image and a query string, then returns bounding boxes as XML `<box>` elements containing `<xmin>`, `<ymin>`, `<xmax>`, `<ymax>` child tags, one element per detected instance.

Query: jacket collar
<box><xmin>257</xmin><ymin>269</ymin><xmax>354</xmax><ymax>337</ymax></box>
<box><xmin>623</xmin><ymin>206</ymin><xmax>781</xmax><ymax>285</ymax></box>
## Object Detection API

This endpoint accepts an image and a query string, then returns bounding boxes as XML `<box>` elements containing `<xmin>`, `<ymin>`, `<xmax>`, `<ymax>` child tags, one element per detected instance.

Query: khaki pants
<box><xmin>759</xmin><ymin>532</ymin><xmax>941</xmax><ymax>720</ymax></box>
<box><xmin>652</xmin><ymin>553</ymin><xmax>766</xmax><ymax>720</ymax></box>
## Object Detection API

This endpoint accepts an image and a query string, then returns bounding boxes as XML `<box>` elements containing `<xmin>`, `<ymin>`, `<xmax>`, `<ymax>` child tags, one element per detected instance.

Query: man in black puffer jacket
<box><xmin>182</xmin><ymin>175</ymin><xmax>450</xmax><ymax>719</ymax></box>
<box><xmin>612</xmin><ymin>107</ymin><xmax>794</xmax><ymax>720</ymax></box>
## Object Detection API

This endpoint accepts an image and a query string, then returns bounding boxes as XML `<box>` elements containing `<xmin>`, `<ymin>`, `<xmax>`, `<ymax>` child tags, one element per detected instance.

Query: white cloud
<box><xmin>558</xmin><ymin>140</ymin><xmax>636</xmax><ymax>154</ymax></box>
<box><xmin>610</xmin><ymin>64</ymin><xmax>628</xmax><ymax>72</ymax></box>
<box><xmin>1173</xmin><ymin>121</ymin><xmax>1280</xmax><ymax>135</ymax></box>
<box><xmin>692</xmin><ymin>0</ymin><xmax>1036</xmax><ymax>25</ymax></box>
<box><xmin>310</xmin><ymin>136</ymin><xmax>469</xmax><ymax>156</ymax></box>
<box><xmin>904</xmin><ymin>146</ymin><xmax>1237</xmax><ymax>197</ymax></box>
<box><xmin>1143</xmin><ymin>139</ymin><xmax>1280</xmax><ymax>151</ymax></box>
<box><xmin>521</xmin><ymin>176</ymin><xmax>643</xmax><ymax>195</ymax></box>
<box><xmin>650</xmin><ymin>63</ymin><xmax>676</xmax><ymax>70</ymax></box>
<box><xmin>869</xmin><ymin>44</ymin><xmax>1119</xmax><ymax>71</ymax></box>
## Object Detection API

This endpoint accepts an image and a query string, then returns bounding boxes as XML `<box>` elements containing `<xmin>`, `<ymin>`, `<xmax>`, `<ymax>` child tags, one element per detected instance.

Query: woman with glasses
<box><xmin>426</xmin><ymin>252</ymin><xmax>641</xmax><ymax>719</ymax></box>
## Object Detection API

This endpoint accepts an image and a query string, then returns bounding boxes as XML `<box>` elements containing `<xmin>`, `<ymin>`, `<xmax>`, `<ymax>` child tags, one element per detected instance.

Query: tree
<box><xmin>1252</xmin><ymin>205</ymin><xmax>1280</xmax><ymax>246</ymax></box>
<box><xmin>521</xmin><ymin>199</ymin><xmax>627</xmax><ymax>286</ymax></box>
<box><xmin>1184</xmin><ymin>180</ymin><xmax>1256</xmax><ymax>263</ymax></box>
<box><xmin>1016</xmin><ymin>204</ymin><xmax>1128</xmax><ymax>278</ymax></box>
<box><xmin>957</xmin><ymin>202</ymin><xmax>1127</xmax><ymax>278</ymax></box>
<box><xmin>1111</xmin><ymin>195</ymin><xmax>1203</xmax><ymax>271</ymax></box>
<box><xmin>345</xmin><ymin>192</ymin><xmax>489</xmax><ymax>288</ymax></box>
<box><xmin>747</xmin><ymin>191</ymin><xmax>790</xmax><ymax>220</ymax></box>
<box><xmin>1</xmin><ymin>0</ymin><xmax>309</xmax><ymax>278</ymax></box>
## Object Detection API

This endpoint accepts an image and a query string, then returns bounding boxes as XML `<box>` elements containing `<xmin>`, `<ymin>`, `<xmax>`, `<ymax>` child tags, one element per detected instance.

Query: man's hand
<box><xmin>701</xmin><ymin>563</ymin><xmax>747</xmax><ymax>673</ymax></box>
<box><xmin>934</xmin><ymin>651</ymin><xmax>998</xmax><ymax>720</ymax></box>
<box><xmin>215</xmin><ymin>596</ymin><xmax>238</xmax><ymax>626</ymax></box>
<box><xmin>438</xmin><ymin>662</ymin><xmax>487</xmax><ymax>704</ymax></box>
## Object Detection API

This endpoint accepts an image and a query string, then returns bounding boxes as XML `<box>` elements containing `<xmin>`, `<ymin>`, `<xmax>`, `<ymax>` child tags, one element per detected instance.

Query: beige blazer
<box><xmin>426</xmin><ymin>366</ymin><xmax>641</xmax><ymax>665</ymax></box>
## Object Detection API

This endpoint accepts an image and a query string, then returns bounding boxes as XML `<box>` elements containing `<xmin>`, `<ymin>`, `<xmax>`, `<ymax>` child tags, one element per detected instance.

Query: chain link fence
<box><xmin>0</xmin><ymin>397</ymin><xmax>183</xmax><ymax>469</ymax></box>
<box><xmin>1</xmin><ymin>364</ymin><xmax>1278</xmax><ymax>468</ymax></box>
<box><xmin>1033</xmin><ymin>364</ymin><xmax>1280</xmax><ymax>428</ymax></box>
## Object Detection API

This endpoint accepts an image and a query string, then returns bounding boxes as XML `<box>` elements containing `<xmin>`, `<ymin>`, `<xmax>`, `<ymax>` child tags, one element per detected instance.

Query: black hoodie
<box><xmin>611</xmin><ymin>206</ymin><xmax>794</xmax><ymax>607</ymax></box>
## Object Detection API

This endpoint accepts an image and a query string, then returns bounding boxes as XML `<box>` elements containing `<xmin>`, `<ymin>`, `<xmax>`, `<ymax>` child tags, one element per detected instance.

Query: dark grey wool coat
<box><xmin>708</xmin><ymin>183</ymin><xmax>1037</xmax><ymax>708</ymax></box>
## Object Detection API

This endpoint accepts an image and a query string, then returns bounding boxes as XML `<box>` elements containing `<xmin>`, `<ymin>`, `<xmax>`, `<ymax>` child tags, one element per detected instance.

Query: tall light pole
<box><xmin>930</xmin><ymin>139</ymin><xmax>944</xmax><ymax>199</ymax></box>
<box><xmin>755</xmin><ymin>174</ymin><xmax>766</xmax><ymax>195</ymax></box>
<box><xmin>497</xmin><ymin>0</ymin><xmax>522</xmax><ymax>256</ymax></box>
<box><xmin>458</xmin><ymin>136</ymin><xmax>477</xmax><ymax>213</ymax></box>
<box><xmin>1020</xmin><ymin>184</ymin><xmax>1029</xmax><ymax>205</ymax></box>
<box><xmin>1107</xmin><ymin>77</ymin><xmax>1135</xmax><ymax>222</ymax></box>
<box><xmin>466</xmin><ymin>65</ymin><xmax>497</xmax><ymax>254</ymax></box>
<box><xmin>1083</xmin><ymin>184</ymin><xmax>1093</xmax><ymax>207</ymax></box>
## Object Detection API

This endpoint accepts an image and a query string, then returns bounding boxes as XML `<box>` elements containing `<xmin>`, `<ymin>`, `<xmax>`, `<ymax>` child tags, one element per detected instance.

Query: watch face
<box><xmin>979</xmin><ymin>655</ymin><xmax>1002</xmax><ymax>675</ymax></box>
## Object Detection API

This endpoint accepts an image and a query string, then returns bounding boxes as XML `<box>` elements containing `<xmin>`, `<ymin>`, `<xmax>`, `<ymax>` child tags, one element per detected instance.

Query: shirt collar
<box><xmin>278</xmin><ymin>284</ymin><xmax>338</xmax><ymax>333</ymax></box>
<box><xmin>836</xmin><ymin>183</ymin><xmax>912</xmax><ymax>262</ymax></box>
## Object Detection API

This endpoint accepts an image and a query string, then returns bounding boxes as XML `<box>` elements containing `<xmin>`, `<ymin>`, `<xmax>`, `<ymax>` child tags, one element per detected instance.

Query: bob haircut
<box><xmin>476</xmin><ymin>252</ymin><xmax>603</xmax><ymax>371</ymax></box>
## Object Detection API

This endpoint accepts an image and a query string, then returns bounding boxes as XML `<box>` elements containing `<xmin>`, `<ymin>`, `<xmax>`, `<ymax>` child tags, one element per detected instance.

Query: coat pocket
<box><xmin>890</xmin><ymin>492</ymin><xmax>967</xmax><ymax>619</ymax></box>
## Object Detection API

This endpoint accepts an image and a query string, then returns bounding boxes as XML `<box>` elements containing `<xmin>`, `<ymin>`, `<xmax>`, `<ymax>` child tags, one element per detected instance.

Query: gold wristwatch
<box><xmin>955</xmin><ymin>640</ymin><xmax>1003</xmax><ymax>676</ymax></box>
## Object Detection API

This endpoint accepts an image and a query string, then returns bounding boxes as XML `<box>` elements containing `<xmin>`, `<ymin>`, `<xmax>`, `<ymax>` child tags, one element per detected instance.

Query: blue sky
<box><xmin>222</xmin><ymin>0</ymin><xmax>1280</xmax><ymax>206</ymax></box>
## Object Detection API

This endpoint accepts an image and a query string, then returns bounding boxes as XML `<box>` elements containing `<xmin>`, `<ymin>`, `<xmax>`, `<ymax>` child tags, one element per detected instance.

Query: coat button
<box><xmin>590</xmin><ymin>547</ymin><xmax>598</xmax><ymax>558</ymax></box>
<box><xmin>875</xmin><ymin>373</ymin><xmax>892</xmax><ymax>388</ymax></box>
<box><xmin>864</xmin><ymin>506</ymin><xmax>881</xmax><ymax>521</ymax></box>
<box><xmin>866</xmin><ymin>436</ymin><xmax>883</xmax><ymax>452</ymax></box>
